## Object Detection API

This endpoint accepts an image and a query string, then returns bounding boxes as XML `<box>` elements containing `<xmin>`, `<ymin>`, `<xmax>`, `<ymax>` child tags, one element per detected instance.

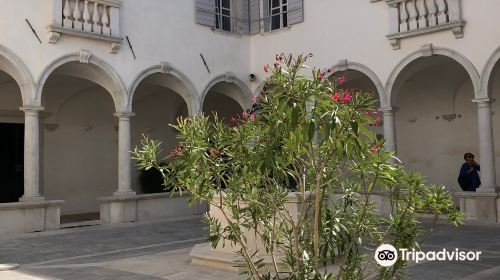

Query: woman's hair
<box><xmin>464</xmin><ymin>153</ymin><xmax>474</xmax><ymax>160</ymax></box>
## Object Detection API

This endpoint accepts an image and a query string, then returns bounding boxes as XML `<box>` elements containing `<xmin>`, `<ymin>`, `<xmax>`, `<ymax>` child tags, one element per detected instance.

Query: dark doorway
<box><xmin>0</xmin><ymin>123</ymin><xmax>24</xmax><ymax>203</ymax></box>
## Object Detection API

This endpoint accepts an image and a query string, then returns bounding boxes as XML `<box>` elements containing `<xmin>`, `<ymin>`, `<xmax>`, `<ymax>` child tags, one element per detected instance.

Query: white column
<box><xmin>114</xmin><ymin>112</ymin><xmax>135</xmax><ymax>196</ymax></box>
<box><xmin>380</xmin><ymin>107</ymin><xmax>398</xmax><ymax>155</ymax></box>
<box><xmin>473</xmin><ymin>98</ymin><xmax>498</xmax><ymax>192</ymax></box>
<box><xmin>20</xmin><ymin>106</ymin><xmax>44</xmax><ymax>202</ymax></box>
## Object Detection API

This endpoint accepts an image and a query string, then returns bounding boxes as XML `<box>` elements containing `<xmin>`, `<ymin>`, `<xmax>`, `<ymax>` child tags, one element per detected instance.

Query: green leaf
<box><xmin>291</xmin><ymin>104</ymin><xmax>299</xmax><ymax>128</ymax></box>
<box><xmin>350</xmin><ymin>120</ymin><xmax>359</xmax><ymax>135</ymax></box>
<box><xmin>308</xmin><ymin>119</ymin><xmax>316</xmax><ymax>142</ymax></box>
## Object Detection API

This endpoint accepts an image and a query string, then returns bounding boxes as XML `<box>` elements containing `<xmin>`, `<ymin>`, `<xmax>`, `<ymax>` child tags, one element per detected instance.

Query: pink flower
<box><xmin>370</xmin><ymin>144</ymin><xmax>380</xmax><ymax>155</ymax></box>
<box><xmin>242</xmin><ymin>111</ymin><xmax>247</xmax><ymax>118</ymax></box>
<box><xmin>364</xmin><ymin>111</ymin><xmax>370</xmax><ymax>116</ymax></box>
<box><xmin>318</xmin><ymin>71</ymin><xmax>325</xmax><ymax>81</ymax></box>
<box><xmin>339</xmin><ymin>76</ymin><xmax>347</xmax><ymax>84</ymax></box>
<box><xmin>341</xmin><ymin>93</ymin><xmax>352</xmax><ymax>103</ymax></box>
<box><xmin>331</xmin><ymin>92</ymin><xmax>341</xmax><ymax>102</ymax></box>
<box><xmin>171</xmin><ymin>144</ymin><xmax>184</xmax><ymax>157</ymax></box>
<box><xmin>230</xmin><ymin>117</ymin><xmax>236</xmax><ymax>123</ymax></box>
<box><xmin>375</xmin><ymin>117</ymin><xmax>381</xmax><ymax>125</ymax></box>
<box><xmin>249</xmin><ymin>114</ymin><xmax>256</xmax><ymax>121</ymax></box>
<box><xmin>264</xmin><ymin>64</ymin><xmax>270</xmax><ymax>73</ymax></box>
<box><xmin>219</xmin><ymin>151</ymin><xmax>225</xmax><ymax>157</ymax></box>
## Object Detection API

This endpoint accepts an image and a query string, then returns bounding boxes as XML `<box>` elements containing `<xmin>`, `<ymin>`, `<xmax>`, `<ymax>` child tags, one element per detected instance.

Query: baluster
<box><xmin>73</xmin><ymin>0</ymin><xmax>82</xmax><ymax>30</ymax></box>
<box><xmin>101</xmin><ymin>5</ymin><xmax>110</xmax><ymax>35</ymax></box>
<box><xmin>83</xmin><ymin>0</ymin><xmax>91</xmax><ymax>31</ymax></box>
<box><xmin>416</xmin><ymin>0</ymin><xmax>428</xmax><ymax>29</ymax></box>
<box><xmin>63</xmin><ymin>0</ymin><xmax>72</xmax><ymax>28</ymax></box>
<box><xmin>447</xmin><ymin>0</ymin><xmax>461</xmax><ymax>22</ymax></box>
<box><xmin>399</xmin><ymin>2</ymin><xmax>409</xmax><ymax>32</ymax></box>
<box><xmin>436</xmin><ymin>0</ymin><xmax>448</xmax><ymax>24</ymax></box>
<box><xmin>92</xmin><ymin>2</ymin><xmax>101</xmax><ymax>33</ymax></box>
<box><xmin>426</xmin><ymin>0</ymin><xmax>438</xmax><ymax>26</ymax></box>
<box><xmin>407</xmin><ymin>0</ymin><xmax>418</xmax><ymax>30</ymax></box>
<box><xmin>109</xmin><ymin>6</ymin><xmax>120</xmax><ymax>36</ymax></box>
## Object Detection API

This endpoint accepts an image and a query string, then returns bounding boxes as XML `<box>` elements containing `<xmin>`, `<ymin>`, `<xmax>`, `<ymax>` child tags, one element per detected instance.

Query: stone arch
<box><xmin>481</xmin><ymin>46</ymin><xmax>500</xmax><ymax>98</ymax></box>
<box><xmin>328</xmin><ymin>60</ymin><xmax>386</xmax><ymax>107</ymax></box>
<box><xmin>200</xmin><ymin>73</ymin><xmax>253</xmax><ymax>111</ymax></box>
<box><xmin>35</xmin><ymin>51</ymin><xmax>127</xmax><ymax>112</ymax></box>
<box><xmin>386</xmin><ymin>44</ymin><xmax>480</xmax><ymax>107</ymax></box>
<box><xmin>0</xmin><ymin>45</ymin><xmax>36</xmax><ymax>106</ymax></box>
<box><xmin>128</xmin><ymin>63</ymin><xmax>199</xmax><ymax>115</ymax></box>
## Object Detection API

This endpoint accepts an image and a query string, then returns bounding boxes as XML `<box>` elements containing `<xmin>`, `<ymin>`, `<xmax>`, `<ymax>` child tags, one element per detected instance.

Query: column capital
<box><xmin>378</xmin><ymin>106</ymin><xmax>399</xmax><ymax>113</ymax></box>
<box><xmin>472</xmin><ymin>98</ymin><xmax>495</xmax><ymax>105</ymax></box>
<box><xmin>114</xmin><ymin>112</ymin><xmax>135</xmax><ymax>119</ymax></box>
<box><xmin>19</xmin><ymin>106</ymin><xmax>44</xmax><ymax>113</ymax></box>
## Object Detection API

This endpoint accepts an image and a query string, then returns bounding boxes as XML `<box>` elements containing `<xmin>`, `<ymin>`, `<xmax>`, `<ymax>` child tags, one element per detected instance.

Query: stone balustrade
<box><xmin>385</xmin><ymin>0</ymin><xmax>465</xmax><ymax>49</ymax></box>
<box><xmin>49</xmin><ymin>0</ymin><xmax>123</xmax><ymax>53</ymax></box>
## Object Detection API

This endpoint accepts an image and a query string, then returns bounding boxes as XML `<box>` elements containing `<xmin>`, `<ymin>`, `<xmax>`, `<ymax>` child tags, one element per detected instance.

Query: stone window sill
<box><xmin>386</xmin><ymin>20</ymin><xmax>465</xmax><ymax>50</ymax></box>
<box><xmin>48</xmin><ymin>25</ymin><xmax>123</xmax><ymax>53</ymax></box>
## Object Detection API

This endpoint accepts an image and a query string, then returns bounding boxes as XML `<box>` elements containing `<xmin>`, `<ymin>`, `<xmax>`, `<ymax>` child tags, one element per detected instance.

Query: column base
<box><xmin>112</xmin><ymin>190</ymin><xmax>136</xmax><ymax>197</ymax></box>
<box><xmin>19</xmin><ymin>196</ymin><xmax>45</xmax><ymax>203</ymax></box>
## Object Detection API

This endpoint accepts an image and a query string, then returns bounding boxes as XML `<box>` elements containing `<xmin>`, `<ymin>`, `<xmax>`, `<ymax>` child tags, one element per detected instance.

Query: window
<box><xmin>269</xmin><ymin>0</ymin><xmax>287</xmax><ymax>30</ymax></box>
<box><xmin>215</xmin><ymin>0</ymin><xmax>231</xmax><ymax>32</ymax></box>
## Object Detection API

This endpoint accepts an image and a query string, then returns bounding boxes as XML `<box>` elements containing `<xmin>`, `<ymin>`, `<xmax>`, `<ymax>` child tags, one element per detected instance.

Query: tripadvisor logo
<box><xmin>374</xmin><ymin>244</ymin><xmax>398</xmax><ymax>267</ymax></box>
<box><xmin>374</xmin><ymin>244</ymin><xmax>482</xmax><ymax>267</ymax></box>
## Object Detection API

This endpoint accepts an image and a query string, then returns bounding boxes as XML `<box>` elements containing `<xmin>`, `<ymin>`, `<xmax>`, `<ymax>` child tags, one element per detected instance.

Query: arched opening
<box><xmin>40</xmin><ymin>62</ymin><xmax>120</xmax><ymax>223</ymax></box>
<box><xmin>0</xmin><ymin>70</ymin><xmax>24</xmax><ymax>203</ymax></box>
<box><xmin>330</xmin><ymin>69</ymin><xmax>384</xmax><ymax>138</ymax></box>
<box><xmin>484</xmin><ymin>60</ymin><xmax>500</xmax><ymax>183</ymax></box>
<box><xmin>393</xmin><ymin>55</ymin><xmax>475</xmax><ymax>192</ymax></box>
<box><xmin>202</xmin><ymin>81</ymin><xmax>246</xmax><ymax>124</ymax></box>
<box><xmin>131</xmin><ymin>73</ymin><xmax>190</xmax><ymax>194</ymax></box>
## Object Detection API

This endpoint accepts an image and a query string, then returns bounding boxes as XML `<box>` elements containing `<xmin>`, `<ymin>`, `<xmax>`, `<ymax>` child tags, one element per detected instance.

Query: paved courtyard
<box><xmin>0</xmin><ymin>216</ymin><xmax>499</xmax><ymax>280</ymax></box>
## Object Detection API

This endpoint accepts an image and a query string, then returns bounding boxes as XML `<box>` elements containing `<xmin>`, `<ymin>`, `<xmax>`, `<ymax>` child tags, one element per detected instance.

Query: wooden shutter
<box><xmin>287</xmin><ymin>0</ymin><xmax>303</xmax><ymax>25</ymax></box>
<box><xmin>240</xmin><ymin>0</ymin><xmax>250</xmax><ymax>34</ymax></box>
<box><xmin>196</xmin><ymin>0</ymin><xmax>216</xmax><ymax>27</ymax></box>
<box><xmin>263</xmin><ymin>0</ymin><xmax>270</xmax><ymax>32</ymax></box>
<box><xmin>249</xmin><ymin>0</ymin><xmax>261</xmax><ymax>34</ymax></box>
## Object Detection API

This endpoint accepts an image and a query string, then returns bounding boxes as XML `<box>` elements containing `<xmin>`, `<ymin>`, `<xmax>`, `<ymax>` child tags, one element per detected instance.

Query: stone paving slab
<box><xmin>0</xmin><ymin>217</ymin><xmax>499</xmax><ymax>279</ymax></box>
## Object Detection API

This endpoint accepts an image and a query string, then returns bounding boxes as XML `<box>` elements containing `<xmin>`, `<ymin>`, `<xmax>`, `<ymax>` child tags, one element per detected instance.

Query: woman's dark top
<box><xmin>459</xmin><ymin>162</ymin><xmax>481</xmax><ymax>192</ymax></box>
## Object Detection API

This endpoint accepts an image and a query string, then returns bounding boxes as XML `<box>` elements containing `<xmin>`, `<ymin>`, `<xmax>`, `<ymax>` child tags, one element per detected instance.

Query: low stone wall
<box><xmin>0</xmin><ymin>200</ymin><xmax>64</xmax><ymax>234</ymax></box>
<box><xmin>98</xmin><ymin>192</ymin><xmax>208</xmax><ymax>224</ymax></box>
<box><xmin>359</xmin><ymin>190</ymin><xmax>500</xmax><ymax>224</ymax></box>
<box><xmin>455</xmin><ymin>191</ymin><xmax>500</xmax><ymax>223</ymax></box>
<box><xmin>330</xmin><ymin>191</ymin><xmax>393</xmax><ymax>216</ymax></box>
